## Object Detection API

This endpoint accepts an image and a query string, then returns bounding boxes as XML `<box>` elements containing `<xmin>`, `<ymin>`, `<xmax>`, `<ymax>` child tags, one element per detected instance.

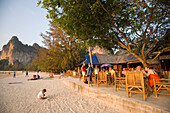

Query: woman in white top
<box><xmin>94</xmin><ymin>65</ymin><xmax>99</xmax><ymax>81</ymax></box>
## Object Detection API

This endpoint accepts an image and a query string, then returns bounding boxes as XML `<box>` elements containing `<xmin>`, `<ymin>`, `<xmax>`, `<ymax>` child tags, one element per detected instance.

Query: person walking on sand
<box><xmin>13</xmin><ymin>71</ymin><xmax>16</xmax><ymax>78</ymax></box>
<box><xmin>87</xmin><ymin>63</ymin><xmax>93</xmax><ymax>87</ymax></box>
<box><xmin>37</xmin><ymin>89</ymin><xmax>47</xmax><ymax>100</ymax></box>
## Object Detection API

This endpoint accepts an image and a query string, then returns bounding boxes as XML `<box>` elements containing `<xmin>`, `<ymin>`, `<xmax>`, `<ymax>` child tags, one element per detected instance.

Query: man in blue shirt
<box><xmin>87</xmin><ymin>63</ymin><xmax>93</xmax><ymax>87</ymax></box>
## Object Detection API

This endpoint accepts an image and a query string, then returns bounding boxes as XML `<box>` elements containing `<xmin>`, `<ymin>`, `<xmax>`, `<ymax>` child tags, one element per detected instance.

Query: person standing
<box><xmin>87</xmin><ymin>63</ymin><xmax>93</xmax><ymax>87</ymax></box>
<box><xmin>81</xmin><ymin>62</ymin><xmax>86</xmax><ymax>81</ymax></box>
<box><xmin>94</xmin><ymin>65</ymin><xmax>99</xmax><ymax>83</ymax></box>
<box><xmin>109</xmin><ymin>67</ymin><xmax>115</xmax><ymax>84</ymax></box>
<box><xmin>25</xmin><ymin>71</ymin><xmax>29</xmax><ymax>77</ymax></box>
<box><xmin>13</xmin><ymin>71</ymin><xmax>16</xmax><ymax>78</ymax></box>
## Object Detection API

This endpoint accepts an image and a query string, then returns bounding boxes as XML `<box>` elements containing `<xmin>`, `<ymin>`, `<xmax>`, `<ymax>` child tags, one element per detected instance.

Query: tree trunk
<box><xmin>129</xmin><ymin>52</ymin><xmax>149</xmax><ymax>67</ymax></box>
<box><xmin>141</xmin><ymin>61</ymin><xmax>149</xmax><ymax>67</ymax></box>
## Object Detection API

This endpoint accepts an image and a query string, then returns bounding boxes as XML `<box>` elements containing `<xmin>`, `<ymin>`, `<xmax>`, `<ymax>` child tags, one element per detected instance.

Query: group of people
<box><xmin>28</xmin><ymin>74</ymin><xmax>40</xmax><ymax>80</ymax></box>
<box><xmin>81</xmin><ymin>63</ymin><xmax>118</xmax><ymax>86</ymax></box>
<box><xmin>81</xmin><ymin>63</ymin><xmax>94</xmax><ymax>87</ymax></box>
<box><xmin>81</xmin><ymin>63</ymin><xmax>161</xmax><ymax>92</ymax></box>
<box><xmin>121</xmin><ymin>66</ymin><xmax>161</xmax><ymax>92</ymax></box>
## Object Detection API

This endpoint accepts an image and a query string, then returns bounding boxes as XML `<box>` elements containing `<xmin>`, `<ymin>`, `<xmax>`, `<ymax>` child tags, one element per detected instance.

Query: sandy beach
<box><xmin>0</xmin><ymin>72</ymin><xmax>121</xmax><ymax>113</ymax></box>
<box><xmin>0</xmin><ymin>74</ymin><xmax>21</xmax><ymax>79</ymax></box>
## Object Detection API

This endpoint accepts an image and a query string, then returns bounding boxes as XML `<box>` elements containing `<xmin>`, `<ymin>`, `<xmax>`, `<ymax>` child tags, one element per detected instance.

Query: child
<box><xmin>37</xmin><ymin>89</ymin><xmax>47</xmax><ymax>99</ymax></box>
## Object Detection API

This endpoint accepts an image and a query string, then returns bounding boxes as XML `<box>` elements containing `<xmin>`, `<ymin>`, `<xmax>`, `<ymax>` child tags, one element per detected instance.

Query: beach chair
<box><xmin>126</xmin><ymin>72</ymin><xmax>148</xmax><ymax>101</ymax></box>
<box><xmin>153</xmin><ymin>78</ymin><xmax>170</xmax><ymax>97</ymax></box>
<box><xmin>114</xmin><ymin>71</ymin><xmax>126</xmax><ymax>91</ymax></box>
<box><xmin>97</xmin><ymin>72</ymin><xmax>107</xmax><ymax>87</ymax></box>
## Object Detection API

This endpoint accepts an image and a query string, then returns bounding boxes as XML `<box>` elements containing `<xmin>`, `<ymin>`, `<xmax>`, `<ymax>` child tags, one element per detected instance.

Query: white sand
<box><xmin>0</xmin><ymin>72</ymin><xmax>121</xmax><ymax>113</ymax></box>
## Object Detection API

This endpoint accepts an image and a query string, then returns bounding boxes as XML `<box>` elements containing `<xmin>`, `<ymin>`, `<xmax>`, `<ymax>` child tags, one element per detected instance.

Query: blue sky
<box><xmin>0</xmin><ymin>0</ymin><xmax>50</xmax><ymax>50</ymax></box>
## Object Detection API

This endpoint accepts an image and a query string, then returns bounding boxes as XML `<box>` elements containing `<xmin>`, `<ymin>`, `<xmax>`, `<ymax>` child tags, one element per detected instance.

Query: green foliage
<box><xmin>24</xmin><ymin>64</ymin><xmax>37</xmax><ymax>71</ymax></box>
<box><xmin>0</xmin><ymin>59</ymin><xmax>9</xmax><ymax>70</ymax></box>
<box><xmin>38</xmin><ymin>0</ymin><xmax>170</xmax><ymax>66</ymax></box>
<box><xmin>0</xmin><ymin>59</ymin><xmax>31</xmax><ymax>71</ymax></box>
<box><xmin>33</xmin><ymin>21</ymin><xmax>87</xmax><ymax>72</ymax></box>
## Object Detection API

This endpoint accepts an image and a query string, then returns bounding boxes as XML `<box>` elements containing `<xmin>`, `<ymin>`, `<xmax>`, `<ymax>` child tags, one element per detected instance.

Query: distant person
<box><xmin>87</xmin><ymin>63</ymin><xmax>93</xmax><ymax>87</ymax></box>
<box><xmin>37</xmin><ymin>89</ymin><xmax>47</xmax><ymax>100</ymax></box>
<box><xmin>59</xmin><ymin>71</ymin><xmax>63</xmax><ymax>79</ymax></box>
<box><xmin>28</xmin><ymin>75</ymin><xmax>38</xmax><ymax>80</ymax></box>
<box><xmin>9</xmin><ymin>72</ymin><xmax>10</xmax><ymax>75</ymax></box>
<box><xmin>25</xmin><ymin>71</ymin><xmax>29</xmax><ymax>77</ymax></box>
<box><xmin>13</xmin><ymin>72</ymin><xmax>16</xmax><ymax>78</ymax></box>
<box><xmin>49</xmin><ymin>71</ymin><xmax>54</xmax><ymax>78</ymax></box>
<box><xmin>37</xmin><ymin>75</ymin><xmax>40</xmax><ymax>79</ymax></box>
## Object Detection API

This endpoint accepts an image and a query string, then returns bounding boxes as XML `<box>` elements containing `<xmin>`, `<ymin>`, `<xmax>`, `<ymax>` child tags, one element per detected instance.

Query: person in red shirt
<box><xmin>81</xmin><ymin>63</ymin><xmax>86</xmax><ymax>81</ymax></box>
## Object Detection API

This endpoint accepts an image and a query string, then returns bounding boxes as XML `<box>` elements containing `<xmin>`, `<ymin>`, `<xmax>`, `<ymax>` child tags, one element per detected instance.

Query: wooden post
<box><xmin>78</xmin><ymin>66</ymin><xmax>79</xmax><ymax>73</ymax></box>
<box><xmin>127</xmin><ymin>63</ymin><xmax>129</xmax><ymax>69</ymax></box>
<box><xmin>89</xmin><ymin>47</ymin><xmax>93</xmax><ymax>66</ymax></box>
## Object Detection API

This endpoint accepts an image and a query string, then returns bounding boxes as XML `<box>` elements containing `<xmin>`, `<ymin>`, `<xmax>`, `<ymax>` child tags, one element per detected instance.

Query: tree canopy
<box><xmin>38</xmin><ymin>0</ymin><xmax>170</xmax><ymax>66</ymax></box>
<box><xmin>33</xmin><ymin>21</ymin><xmax>87</xmax><ymax>71</ymax></box>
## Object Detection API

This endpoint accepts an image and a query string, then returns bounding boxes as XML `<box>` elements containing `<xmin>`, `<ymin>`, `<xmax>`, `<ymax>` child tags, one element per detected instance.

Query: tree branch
<box><xmin>148</xmin><ymin>46</ymin><xmax>170</xmax><ymax>64</ymax></box>
<box><xmin>145</xmin><ymin>32</ymin><xmax>169</xmax><ymax>56</ymax></box>
<box><xmin>97</xmin><ymin>0</ymin><xmax>131</xmax><ymax>51</ymax></box>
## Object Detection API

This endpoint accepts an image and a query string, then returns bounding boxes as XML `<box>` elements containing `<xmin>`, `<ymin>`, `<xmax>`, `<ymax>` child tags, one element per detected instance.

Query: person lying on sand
<box><xmin>28</xmin><ymin>75</ymin><xmax>38</xmax><ymax>80</ymax></box>
<box><xmin>37</xmin><ymin>89</ymin><xmax>47</xmax><ymax>100</ymax></box>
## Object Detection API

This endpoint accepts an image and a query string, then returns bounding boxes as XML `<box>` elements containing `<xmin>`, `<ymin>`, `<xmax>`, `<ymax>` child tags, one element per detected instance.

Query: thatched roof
<box><xmin>96</xmin><ymin>54</ymin><xmax>117</xmax><ymax>64</ymax></box>
<box><xmin>96</xmin><ymin>52</ymin><xmax>159</xmax><ymax>64</ymax></box>
<box><xmin>159</xmin><ymin>55</ymin><xmax>170</xmax><ymax>60</ymax></box>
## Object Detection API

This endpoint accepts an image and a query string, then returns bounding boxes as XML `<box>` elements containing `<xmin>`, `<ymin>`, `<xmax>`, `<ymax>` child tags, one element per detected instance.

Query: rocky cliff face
<box><xmin>0</xmin><ymin>36</ymin><xmax>41</xmax><ymax>65</ymax></box>
<box><xmin>92</xmin><ymin>46</ymin><xmax>110</xmax><ymax>55</ymax></box>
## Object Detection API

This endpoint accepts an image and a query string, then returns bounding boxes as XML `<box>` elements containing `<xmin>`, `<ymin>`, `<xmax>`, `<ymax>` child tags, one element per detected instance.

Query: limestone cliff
<box><xmin>0</xmin><ymin>36</ymin><xmax>41</xmax><ymax>65</ymax></box>
<box><xmin>92</xmin><ymin>46</ymin><xmax>110</xmax><ymax>55</ymax></box>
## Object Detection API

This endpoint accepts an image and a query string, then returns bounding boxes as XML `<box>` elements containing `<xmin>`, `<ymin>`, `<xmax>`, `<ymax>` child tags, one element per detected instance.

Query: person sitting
<box><xmin>135</xmin><ymin>66</ymin><xmax>142</xmax><ymax>72</ymax></box>
<box><xmin>37</xmin><ymin>75</ymin><xmax>40</xmax><ymax>79</ymax></box>
<box><xmin>121</xmin><ymin>68</ymin><xmax>126</xmax><ymax>77</ymax></box>
<box><xmin>49</xmin><ymin>71</ymin><xmax>54</xmax><ymax>78</ymax></box>
<box><xmin>130</xmin><ymin>68</ymin><xmax>135</xmax><ymax>72</ymax></box>
<box><xmin>59</xmin><ymin>71</ymin><xmax>63</xmax><ymax>79</ymax></box>
<box><xmin>37</xmin><ymin>89</ymin><xmax>47</xmax><ymax>100</ymax></box>
<box><xmin>28</xmin><ymin>75</ymin><xmax>38</xmax><ymax>80</ymax></box>
<box><xmin>144</xmin><ymin>66</ymin><xmax>161</xmax><ymax>92</ymax></box>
